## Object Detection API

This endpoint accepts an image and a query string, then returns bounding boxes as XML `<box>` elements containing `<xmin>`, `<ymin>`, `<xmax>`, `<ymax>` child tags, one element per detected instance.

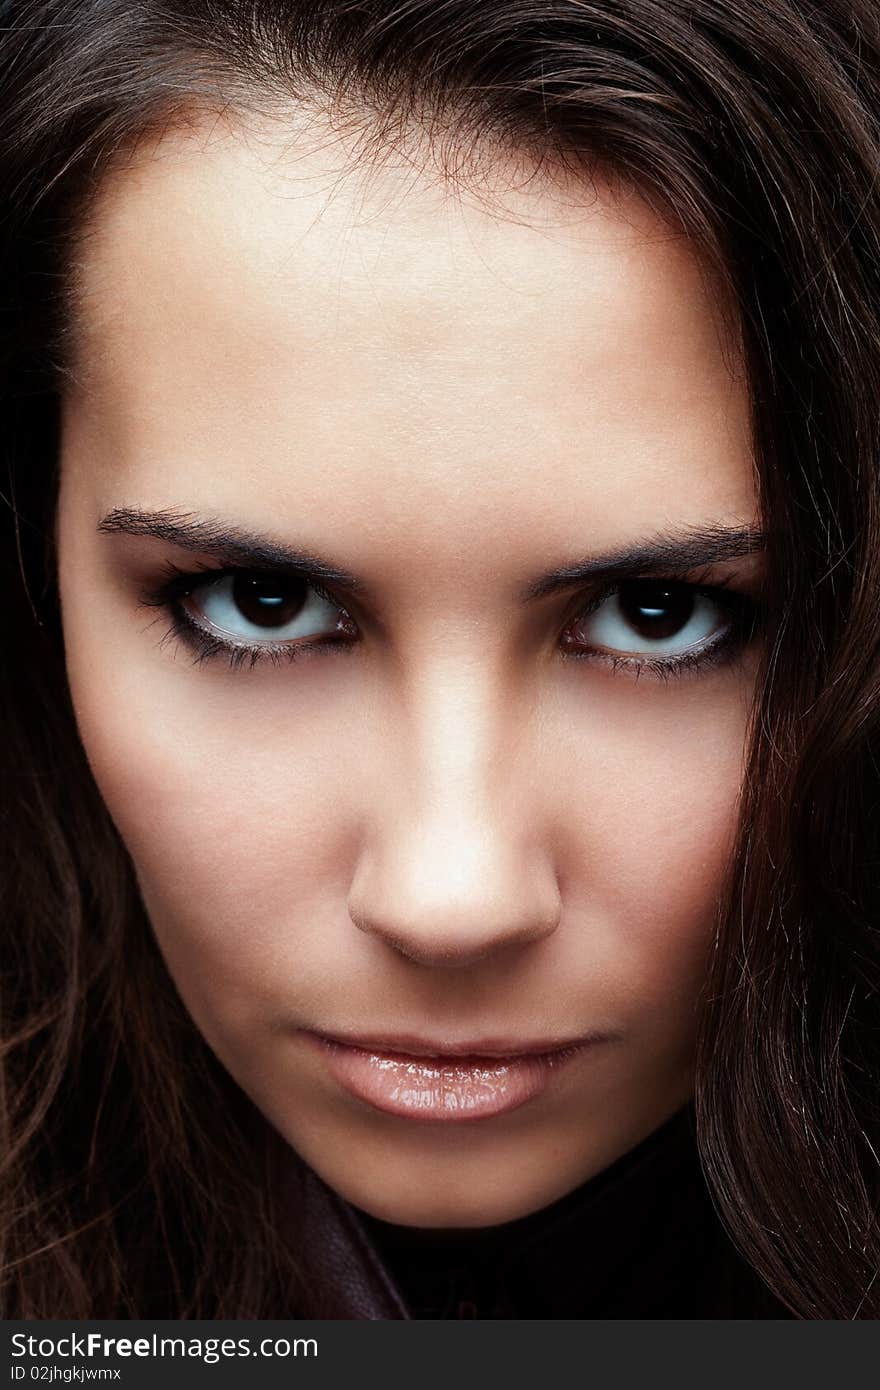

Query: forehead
<box><xmin>63</xmin><ymin>108</ymin><xmax>755</xmax><ymax>572</ymax></box>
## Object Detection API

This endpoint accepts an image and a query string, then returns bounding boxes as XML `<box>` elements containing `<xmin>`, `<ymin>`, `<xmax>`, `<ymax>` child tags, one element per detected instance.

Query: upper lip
<box><xmin>309</xmin><ymin>1028</ymin><xmax>613</xmax><ymax>1059</ymax></box>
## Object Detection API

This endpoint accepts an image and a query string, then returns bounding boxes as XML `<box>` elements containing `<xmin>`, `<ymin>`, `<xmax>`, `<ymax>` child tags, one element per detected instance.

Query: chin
<box><xmin>338</xmin><ymin>1179</ymin><xmax>559</xmax><ymax>1229</ymax></box>
<box><xmin>302</xmin><ymin>1141</ymin><xmax>596</xmax><ymax>1229</ymax></box>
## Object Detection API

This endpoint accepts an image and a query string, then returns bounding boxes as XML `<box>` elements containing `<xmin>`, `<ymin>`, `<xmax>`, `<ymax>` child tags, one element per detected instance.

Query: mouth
<box><xmin>303</xmin><ymin>1028</ymin><xmax>614</xmax><ymax>1123</ymax></box>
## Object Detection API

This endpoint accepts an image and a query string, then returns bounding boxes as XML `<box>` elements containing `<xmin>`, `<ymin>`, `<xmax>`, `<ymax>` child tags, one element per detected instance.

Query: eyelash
<box><xmin>137</xmin><ymin>559</ymin><xmax>355</xmax><ymax>673</ymax></box>
<box><xmin>136</xmin><ymin>560</ymin><xmax>762</xmax><ymax>681</ymax></box>
<box><xmin>559</xmin><ymin>573</ymin><xmax>761</xmax><ymax>683</ymax></box>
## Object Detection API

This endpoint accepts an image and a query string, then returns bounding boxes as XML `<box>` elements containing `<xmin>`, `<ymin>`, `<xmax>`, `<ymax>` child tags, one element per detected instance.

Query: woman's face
<box><xmin>57</xmin><ymin>111</ymin><xmax>763</xmax><ymax>1227</ymax></box>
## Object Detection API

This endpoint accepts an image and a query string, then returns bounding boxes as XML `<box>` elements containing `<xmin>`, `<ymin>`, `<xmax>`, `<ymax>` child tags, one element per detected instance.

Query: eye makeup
<box><xmin>559</xmin><ymin>571</ymin><xmax>762</xmax><ymax>683</ymax></box>
<box><xmin>135</xmin><ymin>557</ymin><xmax>764</xmax><ymax>682</ymax></box>
<box><xmin>136</xmin><ymin>559</ymin><xmax>358</xmax><ymax>672</ymax></box>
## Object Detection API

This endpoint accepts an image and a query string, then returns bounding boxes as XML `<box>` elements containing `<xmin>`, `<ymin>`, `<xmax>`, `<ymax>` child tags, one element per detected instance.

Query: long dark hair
<box><xmin>2</xmin><ymin>0</ymin><xmax>879</xmax><ymax>1319</ymax></box>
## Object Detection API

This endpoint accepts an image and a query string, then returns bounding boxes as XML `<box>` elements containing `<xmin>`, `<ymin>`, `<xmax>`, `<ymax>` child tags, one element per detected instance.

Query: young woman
<box><xmin>2</xmin><ymin>0</ymin><xmax>878</xmax><ymax>1320</ymax></box>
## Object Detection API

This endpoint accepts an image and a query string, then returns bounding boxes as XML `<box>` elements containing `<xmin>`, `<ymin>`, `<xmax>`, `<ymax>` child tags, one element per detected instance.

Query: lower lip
<box><xmin>307</xmin><ymin>1033</ymin><xmax>597</xmax><ymax>1123</ymax></box>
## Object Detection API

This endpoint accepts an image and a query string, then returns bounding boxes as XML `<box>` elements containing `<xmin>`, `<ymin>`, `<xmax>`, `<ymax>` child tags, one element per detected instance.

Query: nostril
<box><xmin>346</xmin><ymin>822</ymin><xmax>562</xmax><ymax>966</ymax></box>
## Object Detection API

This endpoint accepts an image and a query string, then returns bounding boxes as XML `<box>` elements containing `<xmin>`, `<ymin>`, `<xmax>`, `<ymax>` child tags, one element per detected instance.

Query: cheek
<box><xmin>553</xmin><ymin>678</ymin><xmax>749</xmax><ymax>1036</ymax></box>
<box><xmin>62</xmin><ymin>626</ymin><xmax>365</xmax><ymax>1024</ymax></box>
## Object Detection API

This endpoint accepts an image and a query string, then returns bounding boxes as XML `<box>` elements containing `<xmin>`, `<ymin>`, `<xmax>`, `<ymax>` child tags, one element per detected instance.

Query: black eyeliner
<box><xmin>559</xmin><ymin>574</ymin><xmax>763</xmax><ymax>679</ymax></box>
<box><xmin>136</xmin><ymin>560</ymin><xmax>764</xmax><ymax>679</ymax></box>
<box><xmin>160</xmin><ymin>603</ymin><xmax>354</xmax><ymax>672</ymax></box>
<box><xmin>137</xmin><ymin>560</ymin><xmax>357</xmax><ymax>671</ymax></box>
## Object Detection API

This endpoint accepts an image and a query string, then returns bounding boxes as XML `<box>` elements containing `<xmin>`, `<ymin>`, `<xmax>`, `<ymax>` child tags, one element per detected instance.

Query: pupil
<box><xmin>233</xmin><ymin>573</ymin><xmax>308</xmax><ymax>629</ymax></box>
<box><xmin>620</xmin><ymin>582</ymin><xmax>694</xmax><ymax>640</ymax></box>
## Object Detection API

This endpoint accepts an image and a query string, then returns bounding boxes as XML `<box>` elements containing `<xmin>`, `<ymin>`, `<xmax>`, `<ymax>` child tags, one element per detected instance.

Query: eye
<box><xmin>183</xmin><ymin>570</ymin><xmax>357</xmax><ymax>647</ymax></box>
<box><xmin>560</xmin><ymin>578</ymin><xmax>758</xmax><ymax>677</ymax></box>
<box><xmin>137</xmin><ymin>563</ymin><xmax>360</xmax><ymax>672</ymax></box>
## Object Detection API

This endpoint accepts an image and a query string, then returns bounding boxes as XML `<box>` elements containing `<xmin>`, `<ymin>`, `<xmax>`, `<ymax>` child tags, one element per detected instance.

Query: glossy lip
<box><xmin>303</xmin><ymin>1028</ymin><xmax>615</xmax><ymax>1123</ymax></box>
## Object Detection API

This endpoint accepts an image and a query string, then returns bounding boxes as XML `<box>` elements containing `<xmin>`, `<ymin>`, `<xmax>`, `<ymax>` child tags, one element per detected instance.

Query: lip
<box><xmin>303</xmin><ymin>1028</ymin><xmax>612</xmax><ymax>1123</ymax></box>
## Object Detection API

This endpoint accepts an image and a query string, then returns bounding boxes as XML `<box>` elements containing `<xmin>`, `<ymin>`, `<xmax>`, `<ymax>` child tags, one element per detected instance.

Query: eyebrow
<box><xmin>98</xmin><ymin>506</ymin><xmax>371</xmax><ymax>598</ymax></box>
<box><xmin>97</xmin><ymin>507</ymin><xmax>767</xmax><ymax>604</ymax></box>
<box><xmin>521</xmin><ymin>521</ymin><xmax>767</xmax><ymax>601</ymax></box>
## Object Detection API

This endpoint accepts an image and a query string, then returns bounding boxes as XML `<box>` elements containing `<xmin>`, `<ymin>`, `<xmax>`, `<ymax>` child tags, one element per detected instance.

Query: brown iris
<box><xmin>230</xmin><ymin>573</ymin><xmax>309</xmax><ymax>629</ymax></box>
<box><xmin>617</xmin><ymin>581</ymin><xmax>695</xmax><ymax>641</ymax></box>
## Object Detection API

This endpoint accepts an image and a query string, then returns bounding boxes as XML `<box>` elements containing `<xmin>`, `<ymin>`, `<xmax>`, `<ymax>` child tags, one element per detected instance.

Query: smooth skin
<box><xmin>56</xmin><ymin>108</ymin><xmax>763</xmax><ymax>1227</ymax></box>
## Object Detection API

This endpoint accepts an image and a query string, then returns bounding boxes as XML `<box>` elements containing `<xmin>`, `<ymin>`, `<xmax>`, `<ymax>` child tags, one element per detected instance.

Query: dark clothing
<box><xmin>268</xmin><ymin>1103</ymin><xmax>795</xmax><ymax>1319</ymax></box>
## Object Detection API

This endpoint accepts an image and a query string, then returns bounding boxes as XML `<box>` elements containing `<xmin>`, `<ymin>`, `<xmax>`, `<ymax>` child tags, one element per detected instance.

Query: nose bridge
<box><xmin>347</xmin><ymin>661</ymin><xmax>561</xmax><ymax>966</ymax></box>
<box><xmin>408</xmin><ymin>661</ymin><xmax>509</xmax><ymax>825</ymax></box>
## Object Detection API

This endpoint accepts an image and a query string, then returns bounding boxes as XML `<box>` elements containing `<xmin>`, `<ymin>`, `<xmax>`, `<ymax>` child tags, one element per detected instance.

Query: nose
<box><xmin>346</xmin><ymin>678</ymin><xmax>561</xmax><ymax>968</ymax></box>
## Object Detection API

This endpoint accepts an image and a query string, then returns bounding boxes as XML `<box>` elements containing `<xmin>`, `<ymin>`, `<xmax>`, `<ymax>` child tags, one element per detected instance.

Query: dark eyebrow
<box><xmin>519</xmin><ymin>522</ymin><xmax>767</xmax><ymax>602</ymax></box>
<box><xmin>98</xmin><ymin>507</ymin><xmax>767</xmax><ymax>605</ymax></box>
<box><xmin>97</xmin><ymin>507</ymin><xmax>369</xmax><ymax>598</ymax></box>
